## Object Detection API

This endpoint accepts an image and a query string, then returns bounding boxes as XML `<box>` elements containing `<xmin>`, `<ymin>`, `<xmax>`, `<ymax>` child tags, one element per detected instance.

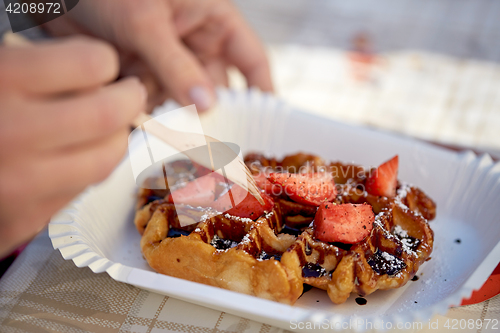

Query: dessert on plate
<box><xmin>134</xmin><ymin>152</ymin><xmax>436</xmax><ymax>305</ymax></box>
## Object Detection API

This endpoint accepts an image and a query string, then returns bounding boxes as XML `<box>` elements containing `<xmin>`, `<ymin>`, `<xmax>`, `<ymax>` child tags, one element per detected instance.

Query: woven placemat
<box><xmin>1</xmin><ymin>230</ymin><xmax>498</xmax><ymax>333</ymax></box>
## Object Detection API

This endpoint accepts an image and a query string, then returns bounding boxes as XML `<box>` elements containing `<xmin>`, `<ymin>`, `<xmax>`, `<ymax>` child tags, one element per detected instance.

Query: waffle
<box><xmin>134</xmin><ymin>153</ymin><xmax>435</xmax><ymax>305</ymax></box>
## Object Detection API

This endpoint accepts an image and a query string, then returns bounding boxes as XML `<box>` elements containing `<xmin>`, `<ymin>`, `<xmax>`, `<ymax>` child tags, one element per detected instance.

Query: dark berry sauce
<box><xmin>257</xmin><ymin>251</ymin><xmax>282</xmax><ymax>261</ymax></box>
<box><xmin>167</xmin><ymin>228</ymin><xmax>191</xmax><ymax>238</ymax></box>
<box><xmin>210</xmin><ymin>235</ymin><xmax>238</xmax><ymax>250</ymax></box>
<box><xmin>146</xmin><ymin>195</ymin><xmax>165</xmax><ymax>204</ymax></box>
<box><xmin>368</xmin><ymin>249</ymin><xmax>406</xmax><ymax>276</ymax></box>
<box><xmin>302</xmin><ymin>263</ymin><xmax>327</xmax><ymax>278</ymax></box>
<box><xmin>280</xmin><ymin>225</ymin><xmax>302</xmax><ymax>237</ymax></box>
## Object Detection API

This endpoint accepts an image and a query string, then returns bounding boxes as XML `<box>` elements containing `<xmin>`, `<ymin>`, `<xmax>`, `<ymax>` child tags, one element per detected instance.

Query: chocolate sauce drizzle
<box><xmin>302</xmin><ymin>284</ymin><xmax>314</xmax><ymax>293</ymax></box>
<box><xmin>330</xmin><ymin>242</ymin><xmax>353</xmax><ymax>251</ymax></box>
<box><xmin>355</xmin><ymin>297</ymin><xmax>367</xmax><ymax>305</ymax></box>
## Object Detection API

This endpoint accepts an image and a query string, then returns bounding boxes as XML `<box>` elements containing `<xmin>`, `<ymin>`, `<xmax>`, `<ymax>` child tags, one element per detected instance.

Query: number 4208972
<box><xmin>6</xmin><ymin>2</ymin><xmax>61</xmax><ymax>14</ymax></box>
<box><xmin>444</xmin><ymin>319</ymin><xmax>498</xmax><ymax>330</ymax></box>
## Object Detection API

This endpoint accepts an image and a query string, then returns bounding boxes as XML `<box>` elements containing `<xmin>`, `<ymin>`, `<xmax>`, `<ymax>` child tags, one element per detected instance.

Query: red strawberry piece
<box><xmin>252</xmin><ymin>173</ymin><xmax>282</xmax><ymax>196</ymax></box>
<box><xmin>365</xmin><ymin>155</ymin><xmax>399</xmax><ymax>198</ymax></box>
<box><xmin>314</xmin><ymin>203</ymin><xmax>375</xmax><ymax>244</ymax></box>
<box><xmin>213</xmin><ymin>184</ymin><xmax>275</xmax><ymax>219</ymax></box>
<box><xmin>192</xmin><ymin>161</ymin><xmax>227</xmax><ymax>182</ymax></box>
<box><xmin>167</xmin><ymin>174</ymin><xmax>216</xmax><ymax>207</ymax></box>
<box><xmin>267</xmin><ymin>172</ymin><xmax>337</xmax><ymax>206</ymax></box>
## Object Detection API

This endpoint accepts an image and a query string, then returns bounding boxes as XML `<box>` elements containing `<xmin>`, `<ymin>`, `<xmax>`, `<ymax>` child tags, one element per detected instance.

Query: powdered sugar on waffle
<box><xmin>264</xmin><ymin>211</ymin><xmax>274</xmax><ymax>219</ymax></box>
<box><xmin>394</xmin><ymin>225</ymin><xmax>418</xmax><ymax>253</ymax></box>
<box><xmin>395</xmin><ymin>182</ymin><xmax>424</xmax><ymax>218</ymax></box>
<box><xmin>224</xmin><ymin>213</ymin><xmax>254</xmax><ymax>223</ymax></box>
<box><xmin>381</xmin><ymin>251</ymin><xmax>398</xmax><ymax>263</ymax></box>
<box><xmin>240</xmin><ymin>234</ymin><xmax>252</xmax><ymax>245</ymax></box>
<box><xmin>375</xmin><ymin>212</ymin><xmax>417</xmax><ymax>255</ymax></box>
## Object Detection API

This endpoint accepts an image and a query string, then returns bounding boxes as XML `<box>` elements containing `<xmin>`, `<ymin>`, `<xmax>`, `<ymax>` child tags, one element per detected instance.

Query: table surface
<box><xmin>0</xmin><ymin>229</ymin><xmax>498</xmax><ymax>333</ymax></box>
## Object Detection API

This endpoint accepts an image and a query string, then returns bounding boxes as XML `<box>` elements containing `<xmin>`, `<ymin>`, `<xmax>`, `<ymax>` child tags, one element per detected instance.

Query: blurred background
<box><xmin>230</xmin><ymin>0</ymin><xmax>500</xmax><ymax>158</ymax></box>
<box><xmin>4</xmin><ymin>0</ymin><xmax>498</xmax><ymax>157</ymax></box>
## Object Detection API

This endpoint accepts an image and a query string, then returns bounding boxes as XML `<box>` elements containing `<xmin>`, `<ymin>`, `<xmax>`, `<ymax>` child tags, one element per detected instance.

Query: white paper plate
<box><xmin>49</xmin><ymin>89</ymin><xmax>500</xmax><ymax>332</ymax></box>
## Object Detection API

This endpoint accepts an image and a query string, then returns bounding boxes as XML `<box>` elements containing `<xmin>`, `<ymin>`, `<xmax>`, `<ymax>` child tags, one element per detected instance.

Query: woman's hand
<box><xmin>43</xmin><ymin>0</ymin><xmax>273</xmax><ymax>112</ymax></box>
<box><xmin>0</xmin><ymin>37</ymin><xmax>146</xmax><ymax>258</ymax></box>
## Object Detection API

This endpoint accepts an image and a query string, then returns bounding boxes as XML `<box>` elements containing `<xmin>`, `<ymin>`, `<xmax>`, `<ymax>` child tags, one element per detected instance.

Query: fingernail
<box><xmin>189</xmin><ymin>86</ymin><xmax>215</xmax><ymax>111</ymax></box>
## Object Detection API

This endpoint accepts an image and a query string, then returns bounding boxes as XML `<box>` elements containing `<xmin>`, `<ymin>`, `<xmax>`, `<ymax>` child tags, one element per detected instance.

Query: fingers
<box><xmin>0</xmin><ymin>126</ymin><xmax>130</xmax><ymax>213</ymax></box>
<box><xmin>203</xmin><ymin>58</ymin><xmax>229</xmax><ymax>87</ymax></box>
<box><xmin>0</xmin><ymin>77</ymin><xmax>145</xmax><ymax>154</ymax></box>
<box><xmin>123</xmin><ymin>2</ymin><xmax>216</xmax><ymax>111</ymax></box>
<box><xmin>119</xmin><ymin>57</ymin><xmax>169</xmax><ymax>112</ymax></box>
<box><xmin>0</xmin><ymin>36</ymin><xmax>119</xmax><ymax>96</ymax></box>
<box><xmin>0</xmin><ymin>35</ymin><xmax>133</xmax><ymax>258</ymax></box>
<box><xmin>0</xmin><ymin>192</ymin><xmax>76</xmax><ymax>256</ymax></box>
<box><xmin>175</xmin><ymin>0</ymin><xmax>273</xmax><ymax>92</ymax></box>
<box><xmin>35</xmin><ymin>127</ymin><xmax>131</xmax><ymax>199</ymax></box>
<box><xmin>41</xmin><ymin>15</ymin><xmax>93</xmax><ymax>38</ymax></box>
<box><xmin>0</xmin><ymin>129</ymin><xmax>125</xmax><ymax>257</ymax></box>
<box><xmin>222</xmin><ymin>10</ymin><xmax>273</xmax><ymax>92</ymax></box>
<box><xmin>37</xmin><ymin>77</ymin><xmax>145</xmax><ymax>151</ymax></box>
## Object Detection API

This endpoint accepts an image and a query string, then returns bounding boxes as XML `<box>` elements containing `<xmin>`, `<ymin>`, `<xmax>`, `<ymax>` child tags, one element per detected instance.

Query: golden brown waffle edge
<box><xmin>134</xmin><ymin>152</ymin><xmax>436</xmax><ymax>305</ymax></box>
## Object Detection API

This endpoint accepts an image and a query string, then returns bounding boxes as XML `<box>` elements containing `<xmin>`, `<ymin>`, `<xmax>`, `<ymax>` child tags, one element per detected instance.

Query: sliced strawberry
<box><xmin>213</xmin><ymin>184</ymin><xmax>275</xmax><ymax>219</ymax></box>
<box><xmin>267</xmin><ymin>172</ymin><xmax>337</xmax><ymax>206</ymax></box>
<box><xmin>314</xmin><ymin>203</ymin><xmax>374</xmax><ymax>244</ymax></box>
<box><xmin>252</xmin><ymin>173</ymin><xmax>282</xmax><ymax>196</ymax></box>
<box><xmin>192</xmin><ymin>162</ymin><xmax>227</xmax><ymax>182</ymax></box>
<box><xmin>365</xmin><ymin>155</ymin><xmax>399</xmax><ymax>198</ymax></box>
<box><xmin>167</xmin><ymin>174</ymin><xmax>216</xmax><ymax>207</ymax></box>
